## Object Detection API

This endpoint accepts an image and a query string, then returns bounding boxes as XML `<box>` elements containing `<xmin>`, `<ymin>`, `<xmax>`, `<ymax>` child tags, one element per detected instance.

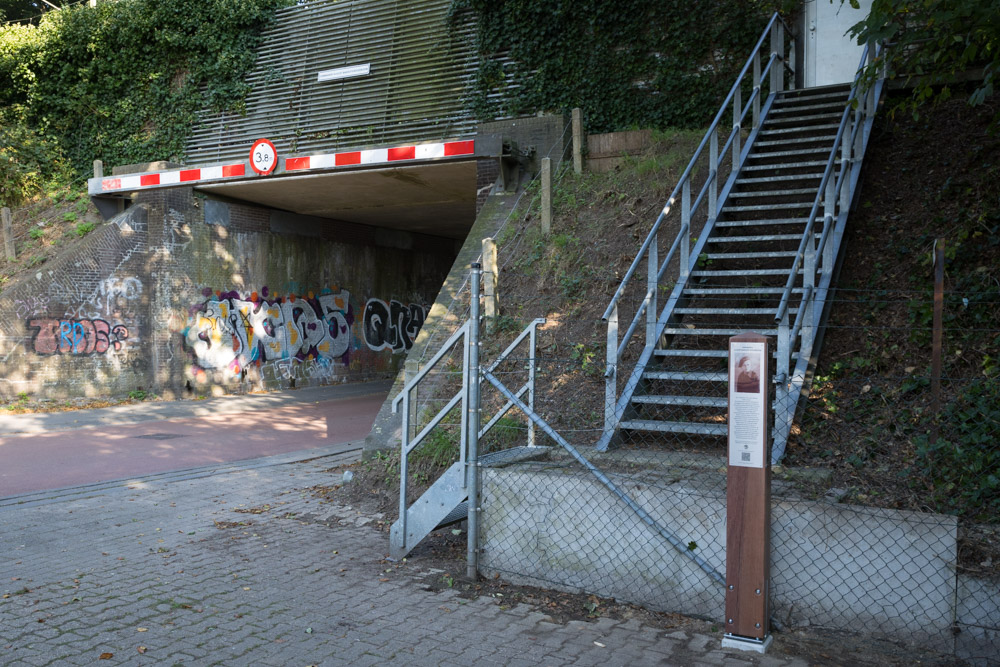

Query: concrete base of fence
<box><xmin>478</xmin><ymin>459</ymin><xmax>996</xmax><ymax>658</ymax></box>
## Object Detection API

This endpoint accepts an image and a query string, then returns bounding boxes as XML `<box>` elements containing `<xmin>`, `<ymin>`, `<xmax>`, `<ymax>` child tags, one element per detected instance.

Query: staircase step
<box><xmin>765</xmin><ymin>112</ymin><xmax>844</xmax><ymax>126</ymax></box>
<box><xmin>683</xmin><ymin>287</ymin><xmax>804</xmax><ymax>295</ymax></box>
<box><xmin>707</xmin><ymin>233</ymin><xmax>815</xmax><ymax>243</ymax></box>
<box><xmin>730</xmin><ymin>188</ymin><xmax>819</xmax><ymax>197</ymax></box>
<box><xmin>748</xmin><ymin>147</ymin><xmax>835</xmax><ymax>158</ymax></box>
<box><xmin>770</xmin><ymin>101</ymin><xmax>848</xmax><ymax>114</ymax></box>
<box><xmin>691</xmin><ymin>268</ymin><xmax>795</xmax><ymax>276</ymax></box>
<box><xmin>754</xmin><ymin>135</ymin><xmax>838</xmax><ymax>147</ymax></box>
<box><xmin>633</xmin><ymin>395</ymin><xmax>729</xmax><ymax>408</ymax></box>
<box><xmin>621</xmin><ymin>419</ymin><xmax>728</xmax><ymax>436</ymax></box>
<box><xmin>437</xmin><ymin>501</ymin><xmax>468</xmax><ymax>527</ymax></box>
<box><xmin>673</xmin><ymin>307</ymin><xmax>781</xmax><ymax>315</ymax></box>
<box><xmin>704</xmin><ymin>250</ymin><xmax>798</xmax><ymax>260</ymax></box>
<box><xmin>724</xmin><ymin>202</ymin><xmax>814</xmax><ymax>212</ymax></box>
<box><xmin>736</xmin><ymin>173</ymin><xmax>825</xmax><ymax>185</ymax></box>
<box><xmin>741</xmin><ymin>160</ymin><xmax>835</xmax><ymax>172</ymax></box>
<box><xmin>478</xmin><ymin>445</ymin><xmax>549</xmax><ymax>468</ymax></box>
<box><xmin>390</xmin><ymin>461</ymin><xmax>467</xmax><ymax>560</ymax></box>
<box><xmin>715</xmin><ymin>217</ymin><xmax>820</xmax><ymax>227</ymax></box>
<box><xmin>654</xmin><ymin>348</ymin><xmax>729</xmax><ymax>358</ymax></box>
<box><xmin>643</xmin><ymin>370</ymin><xmax>728</xmax><ymax>382</ymax></box>
<box><xmin>759</xmin><ymin>123</ymin><xmax>842</xmax><ymax>136</ymax></box>
<box><xmin>663</xmin><ymin>327</ymin><xmax>780</xmax><ymax>336</ymax></box>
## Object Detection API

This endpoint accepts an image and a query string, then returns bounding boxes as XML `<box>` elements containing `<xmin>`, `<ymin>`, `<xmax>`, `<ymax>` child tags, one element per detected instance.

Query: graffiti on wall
<box><xmin>183</xmin><ymin>287</ymin><xmax>354</xmax><ymax>375</ymax></box>
<box><xmin>28</xmin><ymin>318</ymin><xmax>130</xmax><ymax>355</ymax></box>
<box><xmin>362</xmin><ymin>298</ymin><xmax>428</xmax><ymax>352</ymax></box>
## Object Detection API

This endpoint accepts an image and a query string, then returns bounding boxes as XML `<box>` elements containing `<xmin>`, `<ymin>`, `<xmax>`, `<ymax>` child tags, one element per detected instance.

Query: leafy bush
<box><xmin>449</xmin><ymin>0</ymin><xmax>793</xmax><ymax>133</ymax></box>
<box><xmin>0</xmin><ymin>108</ymin><xmax>70</xmax><ymax>207</ymax></box>
<box><xmin>0</xmin><ymin>0</ymin><xmax>291</xmax><ymax>180</ymax></box>
<box><xmin>911</xmin><ymin>379</ymin><xmax>1000</xmax><ymax>521</ymax></box>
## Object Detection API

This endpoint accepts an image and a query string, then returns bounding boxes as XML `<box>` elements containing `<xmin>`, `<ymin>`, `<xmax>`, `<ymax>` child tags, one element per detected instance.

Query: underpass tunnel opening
<box><xmin>126</xmin><ymin>154</ymin><xmax>490</xmax><ymax>401</ymax></box>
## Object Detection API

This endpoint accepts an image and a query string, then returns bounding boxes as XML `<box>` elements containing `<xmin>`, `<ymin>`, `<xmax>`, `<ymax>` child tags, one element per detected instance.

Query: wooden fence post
<box><xmin>482</xmin><ymin>237</ymin><xmax>498</xmax><ymax>331</ymax></box>
<box><xmin>572</xmin><ymin>108</ymin><xmax>583</xmax><ymax>175</ymax></box>
<box><xmin>541</xmin><ymin>157</ymin><xmax>552</xmax><ymax>236</ymax></box>
<box><xmin>2</xmin><ymin>207</ymin><xmax>15</xmax><ymax>261</ymax></box>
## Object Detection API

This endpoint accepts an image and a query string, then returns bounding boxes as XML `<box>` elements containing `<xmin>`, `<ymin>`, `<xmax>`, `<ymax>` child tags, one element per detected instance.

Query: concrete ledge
<box><xmin>480</xmin><ymin>464</ymin><xmax>962</xmax><ymax>650</ymax></box>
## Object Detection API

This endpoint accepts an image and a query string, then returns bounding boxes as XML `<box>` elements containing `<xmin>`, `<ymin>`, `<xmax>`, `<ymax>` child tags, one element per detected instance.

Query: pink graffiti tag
<box><xmin>28</xmin><ymin>318</ymin><xmax>129</xmax><ymax>355</ymax></box>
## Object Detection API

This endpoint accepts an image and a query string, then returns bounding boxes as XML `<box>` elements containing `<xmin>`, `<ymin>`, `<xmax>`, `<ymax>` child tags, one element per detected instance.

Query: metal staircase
<box><xmin>389</xmin><ymin>315</ymin><xmax>547</xmax><ymax>561</ymax></box>
<box><xmin>598</xmin><ymin>14</ymin><xmax>885</xmax><ymax>458</ymax></box>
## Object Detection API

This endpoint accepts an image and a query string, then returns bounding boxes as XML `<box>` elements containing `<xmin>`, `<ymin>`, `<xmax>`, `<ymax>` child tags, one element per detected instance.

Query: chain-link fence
<box><xmin>449</xmin><ymin>285</ymin><xmax>998</xmax><ymax>663</ymax></box>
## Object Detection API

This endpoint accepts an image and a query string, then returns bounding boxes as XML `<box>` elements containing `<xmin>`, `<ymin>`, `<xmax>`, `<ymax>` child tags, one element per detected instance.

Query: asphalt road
<box><xmin>0</xmin><ymin>381</ymin><xmax>390</xmax><ymax>499</ymax></box>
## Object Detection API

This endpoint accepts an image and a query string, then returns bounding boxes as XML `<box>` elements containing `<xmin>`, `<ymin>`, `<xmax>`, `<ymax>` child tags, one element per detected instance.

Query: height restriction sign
<box><xmin>250</xmin><ymin>138</ymin><xmax>277</xmax><ymax>175</ymax></box>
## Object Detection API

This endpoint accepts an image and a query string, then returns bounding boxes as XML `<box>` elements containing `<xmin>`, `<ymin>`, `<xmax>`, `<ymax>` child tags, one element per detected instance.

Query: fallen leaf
<box><xmin>99</xmin><ymin>653</ymin><xmax>113</xmax><ymax>660</ymax></box>
<box><xmin>137</xmin><ymin>646</ymin><xmax>146</xmax><ymax>654</ymax></box>
<box><xmin>594</xmin><ymin>641</ymin><xmax>606</xmax><ymax>647</ymax></box>
<box><xmin>137</xmin><ymin>627</ymin><xmax>148</xmax><ymax>632</ymax></box>
<box><xmin>305</xmin><ymin>627</ymin><xmax>313</xmax><ymax>634</ymax></box>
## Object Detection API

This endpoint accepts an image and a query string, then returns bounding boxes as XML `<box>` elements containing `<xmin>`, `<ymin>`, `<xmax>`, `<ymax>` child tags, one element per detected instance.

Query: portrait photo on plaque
<box><xmin>735</xmin><ymin>353</ymin><xmax>762</xmax><ymax>394</ymax></box>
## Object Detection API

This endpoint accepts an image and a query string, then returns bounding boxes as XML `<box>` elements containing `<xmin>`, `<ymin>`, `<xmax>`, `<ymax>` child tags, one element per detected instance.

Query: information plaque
<box><xmin>728</xmin><ymin>339</ymin><xmax>767</xmax><ymax>468</ymax></box>
<box><xmin>724</xmin><ymin>332</ymin><xmax>772</xmax><ymax>653</ymax></box>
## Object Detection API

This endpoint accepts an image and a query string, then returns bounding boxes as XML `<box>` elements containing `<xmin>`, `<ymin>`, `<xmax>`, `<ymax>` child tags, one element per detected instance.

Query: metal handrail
<box><xmin>392</xmin><ymin>319</ymin><xmax>470</xmax><ymax>412</ymax></box>
<box><xmin>600</xmin><ymin>12</ymin><xmax>795</xmax><ymax>440</ymax></box>
<box><xmin>601</xmin><ymin>12</ymin><xmax>792</xmax><ymax>322</ymax></box>
<box><xmin>392</xmin><ymin>315</ymin><xmax>546</xmax><ymax>540</ymax></box>
<box><xmin>774</xmin><ymin>40</ymin><xmax>883</xmax><ymax>324</ymax></box>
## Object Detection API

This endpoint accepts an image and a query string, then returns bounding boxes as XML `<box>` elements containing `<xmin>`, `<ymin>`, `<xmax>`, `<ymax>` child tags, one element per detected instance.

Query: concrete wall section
<box><xmin>0</xmin><ymin>188</ymin><xmax>454</xmax><ymax>399</ymax></box>
<box><xmin>480</xmin><ymin>466</ymin><xmax>963</xmax><ymax>647</ymax></box>
<box><xmin>0</xmin><ymin>207</ymin><xmax>152</xmax><ymax>400</ymax></box>
<box><xmin>480</xmin><ymin>467</ymin><xmax>726</xmax><ymax>621</ymax></box>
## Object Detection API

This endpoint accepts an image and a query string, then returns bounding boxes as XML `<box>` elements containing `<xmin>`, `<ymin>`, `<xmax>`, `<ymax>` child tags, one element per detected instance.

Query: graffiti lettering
<box><xmin>184</xmin><ymin>289</ymin><xmax>354</xmax><ymax>374</ymax></box>
<box><xmin>28</xmin><ymin>318</ymin><xmax>129</xmax><ymax>355</ymax></box>
<box><xmin>14</xmin><ymin>296</ymin><xmax>50</xmax><ymax>319</ymax></box>
<box><xmin>362</xmin><ymin>298</ymin><xmax>428</xmax><ymax>352</ymax></box>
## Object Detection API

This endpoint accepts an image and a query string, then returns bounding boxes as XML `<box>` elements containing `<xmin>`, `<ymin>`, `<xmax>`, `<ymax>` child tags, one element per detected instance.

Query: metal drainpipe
<box><xmin>467</xmin><ymin>263</ymin><xmax>482</xmax><ymax>580</ymax></box>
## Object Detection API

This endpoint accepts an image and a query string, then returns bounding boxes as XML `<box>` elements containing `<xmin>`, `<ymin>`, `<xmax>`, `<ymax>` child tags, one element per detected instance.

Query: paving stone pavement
<box><xmin>0</xmin><ymin>446</ymin><xmax>813</xmax><ymax>666</ymax></box>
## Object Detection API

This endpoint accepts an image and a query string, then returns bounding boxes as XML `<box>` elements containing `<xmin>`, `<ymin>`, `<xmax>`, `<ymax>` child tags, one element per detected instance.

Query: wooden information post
<box><xmin>722</xmin><ymin>332</ymin><xmax>772</xmax><ymax>653</ymax></box>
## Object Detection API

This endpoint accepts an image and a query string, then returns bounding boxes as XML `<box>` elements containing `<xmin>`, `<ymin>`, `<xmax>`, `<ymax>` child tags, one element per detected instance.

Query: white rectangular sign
<box><xmin>728</xmin><ymin>340</ymin><xmax>767</xmax><ymax>468</ymax></box>
<box><xmin>317</xmin><ymin>63</ymin><xmax>371</xmax><ymax>83</ymax></box>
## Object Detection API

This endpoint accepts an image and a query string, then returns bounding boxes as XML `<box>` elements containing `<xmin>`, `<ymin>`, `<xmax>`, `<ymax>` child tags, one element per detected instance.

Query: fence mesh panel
<box><xmin>462</xmin><ymin>286</ymin><xmax>998</xmax><ymax>662</ymax></box>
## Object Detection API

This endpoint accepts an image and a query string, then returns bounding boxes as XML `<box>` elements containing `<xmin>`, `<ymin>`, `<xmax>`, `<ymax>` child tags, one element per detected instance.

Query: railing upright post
<box><xmin>399</xmin><ymin>390</ymin><xmax>410</xmax><ymax>544</ymax></box>
<box><xmin>753</xmin><ymin>51</ymin><xmax>761</xmax><ymax>129</ymax></box>
<box><xmin>774</xmin><ymin>308</ymin><xmax>791</xmax><ymax>463</ymax></box>
<box><xmin>857</xmin><ymin>98</ymin><xmax>867</xmax><ymax>154</ymax></box>
<box><xmin>788</xmin><ymin>34</ymin><xmax>796</xmax><ymax>91</ymax></box>
<box><xmin>681</xmin><ymin>181</ymin><xmax>691</xmax><ymax>280</ymax></box>
<box><xmin>823</xmin><ymin>178</ymin><xmax>836</xmax><ymax>278</ymax></box>
<box><xmin>771</xmin><ymin>21</ymin><xmax>783</xmax><ymax>94</ymax></box>
<box><xmin>646</xmin><ymin>235</ymin><xmax>658</xmax><ymax>348</ymax></box>
<box><xmin>467</xmin><ymin>263</ymin><xmax>482</xmax><ymax>580</ymax></box>
<box><xmin>733</xmin><ymin>85</ymin><xmax>742</xmax><ymax>164</ymax></box>
<box><xmin>527</xmin><ymin>322</ymin><xmax>538</xmax><ymax>448</ymax></box>
<box><xmin>605</xmin><ymin>303</ymin><xmax>618</xmax><ymax>438</ymax></box>
<box><xmin>709</xmin><ymin>127</ymin><xmax>719</xmax><ymax>221</ymax></box>
<box><xmin>866</xmin><ymin>40</ymin><xmax>877</xmax><ymax>117</ymax></box>
<box><xmin>840</xmin><ymin>126</ymin><xmax>852</xmax><ymax>212</ymax></box>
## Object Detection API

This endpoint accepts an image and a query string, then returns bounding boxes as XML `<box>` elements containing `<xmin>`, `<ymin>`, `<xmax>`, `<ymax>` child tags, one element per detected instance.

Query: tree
<box><xmin>846</xmin><ymin>0</ymin><xmax>999</xmax><ymax>128</ymax></box>
<box><xmin>0</xmin><ymin>1</ymin><xmax>63</xmax><ymax>23</ymax></box>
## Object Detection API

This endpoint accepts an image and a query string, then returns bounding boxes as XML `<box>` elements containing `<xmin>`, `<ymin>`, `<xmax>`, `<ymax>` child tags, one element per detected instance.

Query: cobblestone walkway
<box><xmin>1</xmin><ymin>446</ymin><xmax>809</xmax><ymax>666</ymax></box>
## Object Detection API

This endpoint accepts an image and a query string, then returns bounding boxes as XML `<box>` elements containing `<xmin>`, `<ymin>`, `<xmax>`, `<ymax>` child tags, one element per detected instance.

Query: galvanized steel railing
<box><xmin>600</xmin><ymin>13</ymin><xmax>795</xmax><ymax>445</ymax></box>
<box><xmin>390</xmin><ymin>311</ymin><xmax>545</xmax><ymax>551</ymax></box>
<box><xmin>770</xmin><ymin>39</ymin><xmax>885</xmax><ymax>461</ymax></box>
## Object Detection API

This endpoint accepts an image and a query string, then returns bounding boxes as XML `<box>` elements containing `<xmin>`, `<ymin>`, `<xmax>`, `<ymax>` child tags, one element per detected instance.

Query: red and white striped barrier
<box><xmin>91</xmin><ymin>139</ymin><xmax>476</xmax><ymax>195</ymax></box>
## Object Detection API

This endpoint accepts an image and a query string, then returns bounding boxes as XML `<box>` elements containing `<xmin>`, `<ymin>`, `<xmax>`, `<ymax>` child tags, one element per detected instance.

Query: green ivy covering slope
<box><xmin>0</xmin><ymin>0</ymin><xmax>291</xmax><ymax>184</ymax></box>
<box><xmin>450</xmin><ymin>0</ymin><xmax>795</xmax><ymax>133</ymax></box>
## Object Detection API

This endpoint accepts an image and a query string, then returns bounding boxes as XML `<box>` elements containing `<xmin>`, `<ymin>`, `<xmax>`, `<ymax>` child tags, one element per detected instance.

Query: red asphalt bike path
<box><xmin>0</xmin><ymin>390</ymin><xmax>385</xmax><ymax>498</ymax></box>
